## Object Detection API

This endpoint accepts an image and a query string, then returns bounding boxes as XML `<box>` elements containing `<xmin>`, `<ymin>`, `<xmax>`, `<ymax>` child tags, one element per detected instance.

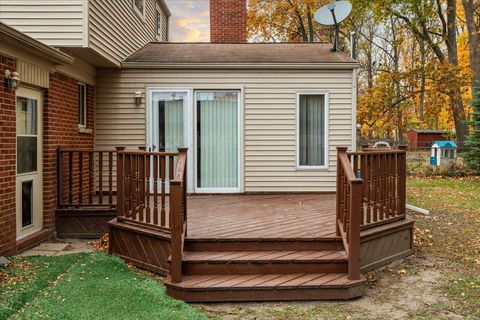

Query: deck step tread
<box><xmin>165</xmin><ymin>273</ymin><xmax>366</xmax><ymax>290</ymax></box>
<box><xmin>182</xmin><ymin>250</ymin><xmax>347</xmax><ymax>263</ymax></box>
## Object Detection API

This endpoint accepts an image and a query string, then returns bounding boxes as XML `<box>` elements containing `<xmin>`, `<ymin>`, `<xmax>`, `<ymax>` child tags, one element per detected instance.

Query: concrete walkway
<box><xmin>18</xmin><ymin>239</ymin><xmax>96</xmax><ymax>257</ymax></box>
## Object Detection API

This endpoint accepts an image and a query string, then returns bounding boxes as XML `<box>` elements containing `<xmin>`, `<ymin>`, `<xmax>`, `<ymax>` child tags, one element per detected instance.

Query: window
<box><xmin>155</xmin><ymin>6</ymin><xmax>162</xmax><ymax>40</ymax></box>
<box><xmin>133</xmin><ymin>0</ymin><xmax>145</xmax><ymax>20</ymax></box>
<box><xmin>78</xmin><ymin>83</ymin><xmax>86</xmax><ymax>126</ymax></box>
<box><xmin>17</xmin><ymin>97</ymin><xmax>38</xmax><ymax>174</ymax></box>
<box><xmin>21</xmin><ymin>180</ymin><xmax>33</xmax><ymax>227</ymax></box>
<box><xmin>296</xmin><ymin>93</ymin><xmax>328</xmax><ymax>168</ymax></box>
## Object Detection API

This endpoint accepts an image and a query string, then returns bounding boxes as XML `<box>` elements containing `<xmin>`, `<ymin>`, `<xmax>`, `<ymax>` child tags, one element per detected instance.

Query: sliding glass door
<box><xmin>150</xmin><ymin>91</ymin><xmax>187</xmax><ymax>152</ymax></box>
<box><xmin>195</xmin><ymin>91</ymin><xmax>240</xmax><ymax>192</ymax></box>
<box><xmin>148</xmin><ymin>90</ymin><xmax>190</xmax><ymax>192</ymax></box>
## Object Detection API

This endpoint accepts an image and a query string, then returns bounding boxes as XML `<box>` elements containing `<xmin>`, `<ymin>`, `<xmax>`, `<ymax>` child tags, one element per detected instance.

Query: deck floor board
<box><xmin>186</xmin><ymin>194</ymin><xmax>336</xmax><ymax>239</ymax></box>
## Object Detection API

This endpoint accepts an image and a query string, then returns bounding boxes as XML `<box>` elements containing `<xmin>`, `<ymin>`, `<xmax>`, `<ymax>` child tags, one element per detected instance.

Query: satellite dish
<box><xmin>314</xmin><ymin>1</ymin><xmax>352</xmax><ymax>52</ymax></box>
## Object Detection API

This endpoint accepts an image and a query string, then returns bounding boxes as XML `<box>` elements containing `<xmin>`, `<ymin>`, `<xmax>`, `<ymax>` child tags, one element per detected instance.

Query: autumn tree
<box><xmin>464</xmin><ymin>83</ymin><xmax>480</xmax><ymax>171</ymax></box>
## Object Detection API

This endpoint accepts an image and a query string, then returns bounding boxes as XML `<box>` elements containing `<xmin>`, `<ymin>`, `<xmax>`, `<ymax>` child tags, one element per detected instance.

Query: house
<box><xmin>0</xmin><ymin>0</ymin><xmax>414</xmax><ymax>302</ymax></box>
<box><xmin>0</xmin><ymin>0</ymin><xmax>170</xmax><ymax>255</ymax></box>
<box><xmin>407</xmin><ymin>129</ymin><xmax>448</xmax><ymax>148</ymax></box>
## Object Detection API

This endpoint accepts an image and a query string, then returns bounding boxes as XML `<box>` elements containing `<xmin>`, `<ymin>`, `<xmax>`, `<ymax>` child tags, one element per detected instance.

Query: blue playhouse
<box><xmin>430</xmin><ymin>141</ymin><xmax>457</xmax><ymax>166</ymax></box>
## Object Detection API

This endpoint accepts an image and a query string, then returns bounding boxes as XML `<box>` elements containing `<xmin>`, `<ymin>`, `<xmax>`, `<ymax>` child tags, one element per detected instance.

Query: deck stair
<box><xmin>164</xmin><ymin>239</ymin><xmax>367</xmax><ymax>302</ymax></box>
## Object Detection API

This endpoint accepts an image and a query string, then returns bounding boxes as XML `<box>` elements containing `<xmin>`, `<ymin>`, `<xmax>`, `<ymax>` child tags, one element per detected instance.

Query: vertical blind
<box><xmin>151</xmin><ymin>92</ymin><xmax>186</xmax><ymax>153</ymax></box>
<box><xmin>299</xmin><ymin>94</ymin><xmax>326</xmax><ymax>166</ymax></box>
<box><xmin>197</xmin><ymin>91</ymin><xmax>238</xmax><ymax>188</ymax></box>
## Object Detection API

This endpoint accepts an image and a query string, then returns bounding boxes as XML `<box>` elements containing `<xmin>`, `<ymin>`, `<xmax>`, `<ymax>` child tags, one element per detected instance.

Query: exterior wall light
<box><xmin>134</xmin><ymin>90</ymin><xmax>143</xmax><ymax>105</ymax></box>
<box><xmin>4</xmin><ymin>69</ymin><xmax>20</xmax><ymax>90</ymax></box>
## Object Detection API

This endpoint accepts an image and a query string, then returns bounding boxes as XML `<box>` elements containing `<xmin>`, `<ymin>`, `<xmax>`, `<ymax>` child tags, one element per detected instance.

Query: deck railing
<box><xmin>56</xmin><ymin>148</ymin><xmax>117</xmax><ymax>208</ymax></box>
<box><xmin>336</xmin><ymin>146</ymin><xmax>407</xmax><ymax>280</ymax></box>
<box><xmin>115</xmin><ymin>148</ymin><xmax>188</xmax><ymax>282</ymax></box>
<box><xmin>116</xmin><ymin>149</ymin><xmax>188</xmax><ymax>229</ymax></box>
<box><xmin>336</xmin><ymin>147</ymin><xmax>362</xmax><ymax>280</ymax></box>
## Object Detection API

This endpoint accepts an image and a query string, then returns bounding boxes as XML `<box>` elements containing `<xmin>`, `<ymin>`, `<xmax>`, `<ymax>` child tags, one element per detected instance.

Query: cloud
<box><xmin>164</xmin><ymin>0</ymin><xmax>210</xmax><ymax>42</ymax></box>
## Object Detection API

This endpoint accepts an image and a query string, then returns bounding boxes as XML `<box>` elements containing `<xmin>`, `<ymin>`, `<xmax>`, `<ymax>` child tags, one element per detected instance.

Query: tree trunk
<box><xmin>419</xmin><ymin>41</ymin><xmax>426</xmax><ymax>120</ymax></box>
<box><xmin>462</xmin><ymin>0</ymin><xmax>480</xmax><ymax>87</ymax></box>
<box><xmin>446</xmin><ymin>0</ymin><xmax>468</xmax><ymax>148</ymax></box>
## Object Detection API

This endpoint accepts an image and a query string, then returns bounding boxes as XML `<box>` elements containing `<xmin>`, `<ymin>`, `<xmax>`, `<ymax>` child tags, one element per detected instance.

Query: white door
<box><xmin>194</xmin><ymin>90</ymin><xmax>240</xmax><ymax>193</ymax></box>
<box><xmin>16</xmin><ymin>87</ymin><xmax>43</xmax><ymax>240</ymax></box>
<box><xmin>147</xmin><ymin>89</ymin><xmax>192</xmax><ymax>192</ymax></box>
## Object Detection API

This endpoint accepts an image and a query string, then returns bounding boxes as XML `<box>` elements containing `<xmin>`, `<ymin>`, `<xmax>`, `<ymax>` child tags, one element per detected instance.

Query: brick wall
<box><xmin>0</xmin><ymin>57</ymin><xmax>95</xmax><ymax>256</ymax></box>
<box><xmin>43</xmin><ymin>73</ymin><xmax>95</xmax><ymax>232</ymax></box>
<box><xmin>0</xmin><ymin>55</ymin><xmax>17</xmax><ymax>256</ymax></box>
<box><xmin>210</xmin><ymin>0</ymin><xmax>247</xmax><ymax>43</ymax></box>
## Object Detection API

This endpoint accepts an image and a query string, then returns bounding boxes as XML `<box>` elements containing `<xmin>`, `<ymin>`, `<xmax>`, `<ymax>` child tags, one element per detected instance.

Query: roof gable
<box><xmin>432</xmin><ymin>141</ymin><xmax>457</xmax><ymax>148</ymax></box>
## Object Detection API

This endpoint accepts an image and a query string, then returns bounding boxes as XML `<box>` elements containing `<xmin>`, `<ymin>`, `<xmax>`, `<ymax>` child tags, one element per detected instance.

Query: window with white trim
<box><xmin>155</xmin><ymin>6</ymin><xmax>162</xmax><ymax>40</ymax></box>
<box><xmin>297</xmin><ymin>93</ymin><xmax>328</xmax><ymax>168</ymax></box>
<box><xmin>78</xmin><ymin>83</ymin><xmax>87</xmax><ymax>126</ymax></box>
<box><xmin>133</xmin><ymin>0</ymin><xmax>146</xmax><ymax>20</ymax></box>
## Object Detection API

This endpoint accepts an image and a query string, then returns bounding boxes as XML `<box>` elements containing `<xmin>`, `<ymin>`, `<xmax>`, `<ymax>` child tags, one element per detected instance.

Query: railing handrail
<box><xmin>58</xmin><ymin>148</ymin><xmax>119</xmax><ymax>153</ymax></box>
<box><xmin>117</xmin><ymin>150</ymin><xmax>179</xmax><ymax>157</ymax></box>
<box><xmin>336</xmin><ymin>147</ymin><xmax>362</xmax><ymax>280</ymax></box>
<box><xmin>347</xmin><ymin>149</ymin><xmax>406</xmax><ymax>156</ymax></box>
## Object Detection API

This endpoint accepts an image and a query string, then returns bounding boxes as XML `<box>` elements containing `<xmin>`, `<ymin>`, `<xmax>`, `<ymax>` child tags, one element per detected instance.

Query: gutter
<box><xmin>0</xmin><ymin>23</ymin><xmax>74</xmax><ymax>65</ymax></box>
<box><xmin>121</xmin><ymin>62</ymin><xmax>360</xmax><ymax>70</ymax></box>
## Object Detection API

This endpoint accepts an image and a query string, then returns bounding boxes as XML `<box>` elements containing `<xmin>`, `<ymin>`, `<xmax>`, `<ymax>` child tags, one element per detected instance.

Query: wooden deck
<box><xmin>57</xmin><ymin>147</ymin><xmax>413</xmax><ymax>302</ymax></box>
<box><xmin>187</xmin><ymin>194</ymin><xmax>336</xmax><ymax>239</ymax></box>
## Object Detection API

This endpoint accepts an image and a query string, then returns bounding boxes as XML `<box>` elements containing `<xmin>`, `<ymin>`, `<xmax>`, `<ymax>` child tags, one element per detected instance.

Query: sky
<box><xmin>164</xmin><ymin>0</ymin><xmax>210</xmax><ymax>42</ymax></box>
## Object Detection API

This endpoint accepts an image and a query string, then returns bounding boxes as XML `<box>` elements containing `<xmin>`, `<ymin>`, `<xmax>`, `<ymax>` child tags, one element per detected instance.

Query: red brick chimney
<box><xmin>210</xmin><ymin>0</ymin><xmax>247</xmax><ymax>43</ymax></box>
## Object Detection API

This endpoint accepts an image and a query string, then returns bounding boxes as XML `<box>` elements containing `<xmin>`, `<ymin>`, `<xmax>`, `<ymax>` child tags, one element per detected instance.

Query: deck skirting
<box><xmin>360</xmin><ymin>218</ymin><xmax>414</xmax><ymax>272</ymax></box>
<box><xmin>108</xmin><ymin>218</ymin><xmax>171</xmax><ymax>275</ymax></box>
<box><xmin>56</xmin><ymin>208</ymin><xmax>116</xmax><ymax>239</ymax></box>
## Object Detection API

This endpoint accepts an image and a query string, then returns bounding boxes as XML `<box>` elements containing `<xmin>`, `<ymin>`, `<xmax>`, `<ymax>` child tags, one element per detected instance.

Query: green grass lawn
<box><xmin>0</xmin><ymin>253</ymin><xmax>206</xmax><ymax>320</ymax></box>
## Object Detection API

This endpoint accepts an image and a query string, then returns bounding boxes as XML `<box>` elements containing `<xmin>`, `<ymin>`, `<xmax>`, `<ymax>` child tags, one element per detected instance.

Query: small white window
<box><xmin>155</xmin><ymin>5</ymin><xmax>162</xmax><ymax>40</ymax></box>
<box><xmin>78</xmin><ymin>83</ymin><xmax>87</xmax><ymax>126</ymax></box>
<box><xmin>133</xmin><ymin>0</ymin><xmax>146</xmax><ymax>20</ymax></box>
<box><xmin>296</xmin><ymin>92</ymin><xmax>329</xmax><ymax>169</ymax></box>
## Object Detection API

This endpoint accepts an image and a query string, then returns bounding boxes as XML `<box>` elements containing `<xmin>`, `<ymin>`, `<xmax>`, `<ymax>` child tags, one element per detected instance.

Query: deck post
<box><xmin>397</xmin><ymin>145</ymin><xmax>407</xmax><ymax>216</ymax></box>
<box><xmin>116</xmin><ymin>150</ymin><xmax>125</xmax><ymax>217</ymax></box>
<box><xmin>177</xmin><ymin>148</ymin><xmax>188</xmax><ymax>236</ymax></box>
<box><xmin>348</xmin><ymin>178</ymin><xmax>363</xmax><ymax>280</ymax></box>
<box><xmin>170</xmin><ymin>180</ymin><xmax>184</xmax><ymax>283</ymax></box>
<box><xmin>336</xmin><ymin>147</ymin><xmax>348</xmax><ymax>237</ymax></box>
<box><xmin>56</xmin><ymin>147</ymin><xmax>63</xmax><ymax>208</ymax></box>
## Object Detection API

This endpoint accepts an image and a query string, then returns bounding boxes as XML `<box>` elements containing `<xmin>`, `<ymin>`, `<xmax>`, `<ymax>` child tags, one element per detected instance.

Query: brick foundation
<box><xmin>210</xmin><ymin>0</ymin><xmax>247</xmax><ymax>43</ymax></box>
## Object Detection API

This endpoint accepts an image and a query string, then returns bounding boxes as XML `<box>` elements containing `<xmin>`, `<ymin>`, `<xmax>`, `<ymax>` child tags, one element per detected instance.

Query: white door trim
<box><xmin>16</xmin><ymin>86</ymin><xmax>43</xmax><ymax>240</ymax></box>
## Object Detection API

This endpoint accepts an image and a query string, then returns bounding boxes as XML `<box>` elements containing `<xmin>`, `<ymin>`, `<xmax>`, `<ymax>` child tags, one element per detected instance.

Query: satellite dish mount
<box><xmin>314</xmin><ymin>1</ymin><xmax>352</xmax><ymax>52</ymax></box>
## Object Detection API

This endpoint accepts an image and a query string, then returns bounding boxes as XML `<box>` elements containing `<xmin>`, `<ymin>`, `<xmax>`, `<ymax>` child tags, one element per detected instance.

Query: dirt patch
<box><xmin>196</xmin><ymin>253</ymin><xmax>469</xmax><ymax>320</ymax></box>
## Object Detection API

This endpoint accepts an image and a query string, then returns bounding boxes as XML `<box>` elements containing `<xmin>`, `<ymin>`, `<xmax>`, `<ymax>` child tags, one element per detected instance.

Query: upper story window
<box><xmin>133</xmin><ymin>0</ymin><xmax>146</xmax><ymax>21</ymax></box>
<box><xmin>296</xmin><ymin>92</ymin><xmax>329</xmax><ymax>169</ymax></box>
<box><xmin>78</xmin><ymin>83</ymin><xmax>87</xmax><ymax>127</ymax></box>
<box><xmin>155</xmin><ymin>5</ymin><xmax>162</xmax><ymax>40</ymax></box>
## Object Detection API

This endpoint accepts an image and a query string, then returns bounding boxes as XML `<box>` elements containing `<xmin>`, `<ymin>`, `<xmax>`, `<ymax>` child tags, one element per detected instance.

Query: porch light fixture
<box><xmin>4</xmin><ymin>69</ymin><xmax>20</xmax><ymax>90</ymax></box>
<box><xmin>134</xmin><ymin>90</ymin><xmax>143</xmax><ymax>105</ymax></box>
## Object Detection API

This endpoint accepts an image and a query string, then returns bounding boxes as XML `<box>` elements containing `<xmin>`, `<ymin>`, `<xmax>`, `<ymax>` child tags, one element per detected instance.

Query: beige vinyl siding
<box><xmin>95</xmin><ymin>68</ymin><xmax>355</xmax><ymax>192</ymax></box>
<box><xmin>0</xmin><ymin>0</ymin><xmax>85</xmax><ymax>47</ymax></box>
<box><xmin>161</xmin><ymin>9</ymin><xmax>168</xmax><ymax>41</ymax></box>
<box><xmin>88</xmin><ymin>0</ymin><xmax>167</xmax><ymax>67</ymax></box>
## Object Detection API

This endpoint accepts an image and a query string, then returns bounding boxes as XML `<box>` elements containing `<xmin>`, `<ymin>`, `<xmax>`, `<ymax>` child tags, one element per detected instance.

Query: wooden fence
<box><xmin>56</xmin><ymin>148</ymin><xmax>117</xmax><ymax>208</ymax></box>
<box><xmin>336</xmin><ymin>146</ymin><xmax>407</xmax><ymax>280</ymax></box>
